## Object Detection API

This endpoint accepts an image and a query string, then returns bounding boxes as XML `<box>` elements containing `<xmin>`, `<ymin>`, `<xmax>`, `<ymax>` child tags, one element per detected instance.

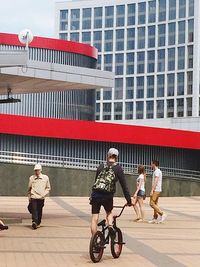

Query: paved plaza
<box><xmin>0</xmin><ymin>196</ymin><xmax>199</xmax><ymax>267</ymax></box>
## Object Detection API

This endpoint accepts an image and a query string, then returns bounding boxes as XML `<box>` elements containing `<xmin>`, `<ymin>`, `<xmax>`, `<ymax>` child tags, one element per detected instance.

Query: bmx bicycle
<box><xmin>89</xmin><ymin>204</ymin><xmax>126</xmax><ymax>263</ymax></box>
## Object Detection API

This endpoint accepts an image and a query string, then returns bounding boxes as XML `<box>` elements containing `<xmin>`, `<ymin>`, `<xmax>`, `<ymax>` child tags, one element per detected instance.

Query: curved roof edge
<box><xmin>0</xmin><ymin>32</ymin><xmax>98</xmax><ymax>59</ymax></box>
<box><xmin>0</xmin><ymin>114</ymin><xmax>199</xmax><ymax>150</ymax></box>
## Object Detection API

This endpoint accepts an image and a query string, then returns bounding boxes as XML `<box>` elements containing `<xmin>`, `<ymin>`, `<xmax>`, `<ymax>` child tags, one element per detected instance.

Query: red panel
<box><xmin>0</xmin><ymin>114</ymin><xmax>199</xmax><ymax>150</ymax></box>
<box><xmin>0</xmin><ymin>32</ymin><xmax>97</xmax><ymax>59</ymax></box>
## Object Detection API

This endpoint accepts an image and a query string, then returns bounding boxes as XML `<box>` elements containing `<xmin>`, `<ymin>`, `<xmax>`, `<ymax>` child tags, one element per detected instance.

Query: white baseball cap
<box><xmin>107</xmin><ymin>148</ymin><xmax>119</xmax><ymax>157</ymax></box>
<box><xmin>34</xmin><ymin>164</ymin><xmax>42</xmax><ymax>171</ymax></box>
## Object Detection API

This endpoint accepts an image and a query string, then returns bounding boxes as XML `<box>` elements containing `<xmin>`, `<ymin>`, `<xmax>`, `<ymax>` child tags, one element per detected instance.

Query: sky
<box><xmin>0</xmin><ymin>0</ymin><xmax>56</xmax><ymax>38</ymax></box>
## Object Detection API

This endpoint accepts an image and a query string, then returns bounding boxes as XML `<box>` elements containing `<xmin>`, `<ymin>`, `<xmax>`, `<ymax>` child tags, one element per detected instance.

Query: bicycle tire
<box><xmin>89</xmin><ymin>231</ymin><xmax>104</xmax><ymax>263</ymax></box>
<box><xmin>110</xmin><ymin>227</ymin><xmax>123</xmax><ymax>258</ymax></box>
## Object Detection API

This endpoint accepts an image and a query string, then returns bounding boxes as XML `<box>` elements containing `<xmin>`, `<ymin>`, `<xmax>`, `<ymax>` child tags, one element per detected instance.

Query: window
<box><xmin>115</xmin><ymin>54</ymin><xmax>124</xmax><ymax>75</ymax></box>
<box><xmin>148</xmin><ymin>0</ymin><xmax>156</xmax><ymax>23</ymax></box>
<box><xmin>116</xmin><ymin>5</ymin><xmax>125</xmax><ymax>27</ymax></box>
<box><xmin>126</xmin><ymin>53</ymin><xmax>134</xmax><ymax>75</ymax></box>
<box><xmin>187</xmin><ymin>98</ymin><xmax>192</xmax><ymax>116</ymax></box>
<box><xmin>136</xmin><ymin>102</ymin><xmax>144</xmax><ymax>119</ymax></box>
<box><xmin>147</xmin><ymin>51</ymin><xmax>155</xmax><ymax>73</ymax></box>
<box><xmin>70</xmin><ymin>32</ymin><xmax>79</xmax><ymax>42</ymax></box>
<box><xmin>168</xmin><ymin>23</ymin><xmax>176</xmax><ymax>45</ymax></box>
<box><xmin>59</xmin><ymin>33</ymin><xmax>68</xmax><ymax>40</ymax></box>
<box><xmin>188</xmin><ymin>19</ymin><xmax>194</xmax><ymax>43</ymax></box>
<box><xmin>125</xmin><ymin>102</ymin><xmax>134</xmax><ymax>120</ymax></box>
<box><xmin>127</xmin><ymin>4</ymin><xmax>135</xmax><ymax>25</ymax></box>
<box><xmin>114</xmin><ymin>102</ymin><xmax>123</xmax><ymax>120</ymax></box>
<box><xmin>137</xmin><ymin>52</ymin><xmax>145</xmax><ymax>73</ymax></box>
<box><xmin>60</xmin><ymin>10</ymin><xmax>68</xmax><ymax>31</ymax></box>
<box><xmin>178</xmin><ymin>21</ymin><xmax>185</xmax><ymax>44</ymax></box>
<box><xmin>104</xmin><ymin>54</ymin><xmax>113</xmax><ymax>72</ymax></box>
<box><xmin>96</xmin><ymin>90</ymin><xmax>100</xmax><ymax>100</ymax></box>
<box><xmin>188</xmin><ymin>45</ymin><xmax>193</xmax><ymax>68</ymax></box>
<box><xmin>82</xmin><ymin>8</ymin><xmax>91</xmax><ymax>29</ymax></box>
<box><xmin>136</xmin><ymin>77</ymin><xmax>144</xmax><ymax>98</ymax></box>
<box><xmin>148</xmin><ymin>26</ymin><xmax>155</xmax><ymax>48</ymax></box>
<box><xmin>168</xmin><ymin>48</ymin><xmax>175</xmax><ymax>71</ymax></box>
<box><xmin>159</xmin><ymin>0</ymin><xmax>166</xmax><ymax>22</ymax></box>
<box><xmin>167</xmin><ymin>74</ymin><xmax>175</xmax><ymax>96</ymax></box>
<box><xmin>94</xmin><ymin>7</ymin><xmax>102</xmax><ymax>28</ymax></box>
<box><xmin>179</xmin><ymin>0</ymin><xmax>186</xmax><ymax>18</ymax></box>
<box><xmin>177</xmin><ymin>72</ymin><xmax>185</xmax><ymax>95</ymax></box>
<box><xmin>187</xmin><ymin>71</ymin><xmax>193</xmax><ymax>94</ymax></box>
<box><xmin>157</xmin><ymin>75</ymin><xmax>165</xmax><ymax>97</ymax></box>
<box><xmin>116</xmin><ymin>29</ymin><xmax>124</xmax><ymax>51</ymax></box>
<box><xmin>115</xmin><ymin>78</ymin><xmax>123</xmax><ymax>99</ymax></box>
<box><xmin>189</xmin><ymin>0</ymin><xmax>194</xmax><ymax>17</ymax></box>
<box><xmin>138</xmin><ymin>2</ymin><xmax>146</xmax><ymax>24</ymax></box>
<box><xmin>167</xmin><ymin>99</ymin><xmax>174</xmax><ymax>118</ymax></box>
<box><xmin>178</xmin><ymin>47</ymin><xmax>185</xmax><ymax>70</ymax></box>
<box><xmin>157</xmin><ymin>49</ymin><xmax>165</xmax><ymax>72</ymax></box>
<box><xmin>158</xmin><ymin>24</ymin><xmax>166</xmax><ymax>47</ymax></box>
<box><xmin>177</xmin><ymin>98</ymin><xmax>184</xmax><ymax>117</ymax></box>
<box><xmin>126</xmin><ymin>77</ymin><xmax>134</xmax><ymax>99</ymax></box>
<box><xmin>168</xmin><ymin>0</ymin><xmax>176</xmax><ymax>20</ymax></box>
<box><xmin>104</xmin><ymin>30</ymin><xmax>113</xmax><ymax>52</ymax></box>
<box><xmin>103</xmin><ymin>103</ymin><xmax>111</xmax><ymax>120</ymax></box>
<box><xmin>93</xmin><ymin>31</ymin><xmax>102</xmax><ymax>52</ymax></box>
<box><xmin>97</xmin><ymin>55</ymin><xmax>101</xmax><ymax>69</ymax></box>
<box><xmin>157</xmin><ymin>100</ymin><xmax>164</xmax><ymax>118</ymax></box>
<box><xmin>105</xmin><ymin>6</ymin><xmax>114</xmax><ymax>28</ymax></box>
<box><xmin>147</xmin><ymin>76</ymin><xmax>154</xmax><ymax>98</ymax></box>
<box><xmin>127</xmin><ymin>28</ymin><xmax>135</xmax><ymax>50</ymax></box>
<box><xmin>71</xmin><ymin>9</ymin><xmax>80</xmax><ymax>30</ymax></box>
<box><xmin>103</xmin><ymin>90</ymin><xmax>112</xmax><ymax>100</ymax></box>
<box><xmin>146</xmin><ymin>101</ymin><xmax>154</xmax><ymax>119</ymax></box>
<box><xmin>96</xmin><ymin>102</ymin><xmax>100</xmax><ymax>112</ymax></box>
<box><xmin>82</xmin><ymin>32</ymin><xmax>91</xmax><ymax>44</ymax></box>
<box><xmin>137</xmin><ymin>27</ymin><xmax>145</xmax><ymax>49</ymax></box>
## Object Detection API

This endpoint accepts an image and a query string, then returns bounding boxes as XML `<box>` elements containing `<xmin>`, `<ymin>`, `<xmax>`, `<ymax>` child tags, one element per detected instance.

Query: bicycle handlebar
<box><xmin>113</xmin><ymin>204</ymin><xmax>127</xmax><ymax>219</ymax></box>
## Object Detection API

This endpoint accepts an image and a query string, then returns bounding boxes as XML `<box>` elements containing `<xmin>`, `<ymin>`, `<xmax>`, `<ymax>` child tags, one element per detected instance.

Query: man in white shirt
<box><xmin>28</xmin><ymin>164</ymin><xmax>51</xmax><ymax>229</ymax></box>
<box><xmin>149</xmin><ymin>160</ymin><xmax>167</xmax><ymax>224</ymax></box>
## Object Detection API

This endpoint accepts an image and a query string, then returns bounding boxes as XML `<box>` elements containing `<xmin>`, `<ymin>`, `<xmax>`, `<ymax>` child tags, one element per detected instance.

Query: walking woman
<box><xmin>133</xmin><ymin>165</ymin><xmax>146</xmax><ymax>222</ymax></box>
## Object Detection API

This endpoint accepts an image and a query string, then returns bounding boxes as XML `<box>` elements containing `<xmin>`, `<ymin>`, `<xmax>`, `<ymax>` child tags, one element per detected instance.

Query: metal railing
<box><xmin>0</xmin><ymin>150</ymin><xmax>200</xmax><ymax>180</ymax></box>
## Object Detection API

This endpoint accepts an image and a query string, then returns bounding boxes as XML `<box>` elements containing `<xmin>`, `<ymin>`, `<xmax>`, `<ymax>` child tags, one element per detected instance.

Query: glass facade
<box><xmin>58</xmin><ymin>0</ymin><xmax>196</xmax><ymax>123</ymax></box>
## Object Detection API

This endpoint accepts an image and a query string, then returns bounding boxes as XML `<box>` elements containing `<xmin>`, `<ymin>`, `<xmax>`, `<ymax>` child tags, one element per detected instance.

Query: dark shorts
<box><xmin>137</xmin><ymin>190</ymin><xmax>146</xmax><ymax>199</ymax></box>
<box><xmin>90</xmin><ymin>191</ymin><xmax>113</xmax><ymax>214</ymax></box>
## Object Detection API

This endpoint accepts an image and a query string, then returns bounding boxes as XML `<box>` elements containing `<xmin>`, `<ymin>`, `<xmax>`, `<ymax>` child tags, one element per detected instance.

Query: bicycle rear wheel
<box><xmin>110</xmin><ymin>227</ymin><xmax>123</xmax><ymax>258</ymax></box>
<box><xmin>89</xmin><ymin>231</ymin><xmax>104</xmax><ymax>263</ymax></box>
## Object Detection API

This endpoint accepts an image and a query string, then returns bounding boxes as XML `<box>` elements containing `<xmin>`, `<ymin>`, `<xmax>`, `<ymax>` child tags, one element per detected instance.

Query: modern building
<box><xmin>55</xmin><ymin>0</ymin><xmax>200</xmax><ymax>131</ymax></box>
<box><xmin>0</xmin><ymin>32</ymin><xmax>113</xmax><ymax>120</ymax></box>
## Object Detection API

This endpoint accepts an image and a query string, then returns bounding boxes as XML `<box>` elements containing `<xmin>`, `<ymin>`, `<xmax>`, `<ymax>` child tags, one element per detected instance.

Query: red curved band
<box><xmin>0</xmin><ymin>32</ymin><xmax>98</xmax><ymax>59</ymax></box>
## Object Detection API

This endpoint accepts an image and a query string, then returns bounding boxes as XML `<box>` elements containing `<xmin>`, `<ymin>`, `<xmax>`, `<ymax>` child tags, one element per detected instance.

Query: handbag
<box><xmin>27</xmin><ymin>202</ymin><xmax>32</xmax><ymax>214</ymax></box>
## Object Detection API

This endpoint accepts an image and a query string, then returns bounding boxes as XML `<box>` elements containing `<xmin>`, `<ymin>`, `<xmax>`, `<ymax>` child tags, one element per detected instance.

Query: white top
<box><xmin>136</xmin><ymin>174</ymin><xmax>145</xmax><ymax>192</ymax></box>
<box><xmin>152</xmin><ymin>168</ymin><xmax>162</xmax><ymax>192</ymax></box>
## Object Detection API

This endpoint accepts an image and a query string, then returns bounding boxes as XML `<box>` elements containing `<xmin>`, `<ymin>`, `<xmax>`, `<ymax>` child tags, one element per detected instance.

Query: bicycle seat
<box><xmin>98</xmin><ymin>219</ymin><xmax>106</xmax><ymax>227</ymax></box>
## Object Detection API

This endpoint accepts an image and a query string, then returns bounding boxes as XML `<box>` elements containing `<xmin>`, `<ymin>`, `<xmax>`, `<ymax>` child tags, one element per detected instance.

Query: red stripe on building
<box><xmin>0</xmin><ymin>32</ymin><xmax>98</xmax><ymax>59</ymax></box>
<box><xmin>0</xmin><ymin>114</ymin><xmax>199</xmax><ymax>150</ymax></box>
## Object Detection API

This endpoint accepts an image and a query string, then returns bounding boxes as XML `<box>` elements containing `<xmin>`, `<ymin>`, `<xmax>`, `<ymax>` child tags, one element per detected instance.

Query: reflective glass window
<box><xmin>127</xmin><ymin>4</ymin><xmax>135</xmax><ymax>25</ymax></box>
<box><xmin>136</xmin><ymin>77</ymin><xmax>144</xmax><ymax>98</ymax></box>
<box><xmin>157</xmin><ymin>75</ymin><xmax>165</xmax><ymax>97</ymax></box>
<box><xmin>138</xmin><ymin>2</ymin><xmax>146</xmax><ymax>24</ymax></box>
<box><xmin>147</xmin><ymin>76</ymin><xmax>154</xmax><ymax>98</ymax></box>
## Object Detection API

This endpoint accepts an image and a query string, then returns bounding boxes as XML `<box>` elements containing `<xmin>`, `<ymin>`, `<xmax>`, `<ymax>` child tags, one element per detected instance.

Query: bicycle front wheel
<box><xmin>89</xmin><ymin>231</ymin><xmax>104</xmax><ymax>263</ymax></box>
<box><xmin>110</xmin><ymin>227</ymin><xmax>123</xmax><ymax>258</ymax></box>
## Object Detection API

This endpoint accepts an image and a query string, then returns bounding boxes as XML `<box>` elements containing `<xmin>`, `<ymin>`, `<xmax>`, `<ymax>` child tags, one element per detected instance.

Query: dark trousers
<box><xmin>31</xmin><ymin>199</ymin><xmax>44</xmax><ymax>225</ymax></box>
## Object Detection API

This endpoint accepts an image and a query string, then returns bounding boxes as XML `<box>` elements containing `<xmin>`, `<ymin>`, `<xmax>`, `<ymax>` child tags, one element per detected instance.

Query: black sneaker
<box><xmin>32</xmin><ymin>222</ymin><xmax>37</xmax><ymax>230</ymax></box>
<box><xmin>0</xmin><ymin>223</ymin><xmax>8</xmax><ymax>230</ymax></box>
<box><xmin>108</xmin><ymin>225</ymin><xmax>116</xmax><ymax>238</ymax></box>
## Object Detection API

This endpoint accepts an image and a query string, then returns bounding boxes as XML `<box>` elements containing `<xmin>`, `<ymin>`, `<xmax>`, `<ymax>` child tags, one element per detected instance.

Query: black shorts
<box><xmin>90</xmin><ymin>191</ymin><xmax>113</xmax><ymax>214</ymax></box>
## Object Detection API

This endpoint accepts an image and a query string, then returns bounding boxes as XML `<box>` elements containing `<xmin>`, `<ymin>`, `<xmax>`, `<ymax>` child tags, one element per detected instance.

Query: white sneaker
<box><xmin>148</xmin><ymin>218</ymin><xmax>157</xmax><ymax>224</ymax></box>
<box><xmin>157</xmin><ymin>213</ymin><xmax>167</xmax><ymax>223</ymax></box>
